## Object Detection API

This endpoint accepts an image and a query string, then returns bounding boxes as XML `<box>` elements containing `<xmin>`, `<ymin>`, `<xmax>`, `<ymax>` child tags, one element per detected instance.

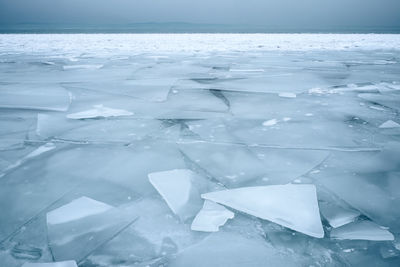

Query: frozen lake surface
<box><xmin>0</xmin><ymin>34</ymin><xmax>400</xmax><ymax>266</ymax></box>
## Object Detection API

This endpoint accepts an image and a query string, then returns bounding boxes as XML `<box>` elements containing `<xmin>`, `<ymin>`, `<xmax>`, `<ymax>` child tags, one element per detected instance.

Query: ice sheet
<box><xmin>66</xmin><ymin>104</ymin><xmax>133</xmax><ymax>119</ymax></box>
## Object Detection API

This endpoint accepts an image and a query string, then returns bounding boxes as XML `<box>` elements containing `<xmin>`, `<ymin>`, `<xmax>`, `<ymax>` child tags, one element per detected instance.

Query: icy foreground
<box><xmin>0</xmin><ymin>34</ymin><xmax>400</xmax><ymax>266</ymax></box>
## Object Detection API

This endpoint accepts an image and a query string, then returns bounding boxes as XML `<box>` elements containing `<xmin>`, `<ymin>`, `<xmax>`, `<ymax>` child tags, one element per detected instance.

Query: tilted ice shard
<box><xmin>379</xmin><ymin>120</ymin><xmax>400</xmax><ymax>129</ymax></box>
<box><xmin>201</xmin><ymin>185</ymin><xmax>324</xmax><ymax>238</ymax></box>
<box><xmin>148</xmin><ymin>169</ymin><xmax>208</xmax><ymax>220</ymax></box>
<box><xmin>22</xmin><ymin>261</ymin><xmax>78</xmax><ymax>267</ymax></box>
<box><xmin>191</xmin><ymin>200</ymin><xmax>234</xmax><ymax>232</ymax></box>
<box><xmin>330</xmin><ymin>220</ymin><xmax>394</xmax><ymax>241</ymax></box>
<box><xmin>46</xmin><ymin>196</ymin><xmax>113</xmax><ymax>225</ymax></box>
<box><xmin>319</xmin><ymin>202</ymin><xmax>360</xmax><ymax>228</ymax></box>
<box><xmin>66</xmin><ymin>105</ymin><xmax>133</xmax><ymax>119</ymax></box>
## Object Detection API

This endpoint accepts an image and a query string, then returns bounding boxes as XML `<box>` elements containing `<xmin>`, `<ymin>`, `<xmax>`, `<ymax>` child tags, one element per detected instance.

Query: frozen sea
<box><xmin>0</xmin><ymin>34</ymin><xmax>400</xmax><ymax>267</ymax></box>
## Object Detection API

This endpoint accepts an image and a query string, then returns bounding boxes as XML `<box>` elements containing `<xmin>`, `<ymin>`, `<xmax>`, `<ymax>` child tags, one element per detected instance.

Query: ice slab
<box><xmin>319</xmin><ymin>202</ymin><xmax>360</xmax><ymax>228</ymax></box>
<box><xmin>179</xmin><ymin>142</ymin><xmax>267</xmax><ymax>187</ymax></box>
<box><xmin>78</xmin><ymin>197</ymin><xmax>202</xmax><ymax>266</ymax></box>
<box><xmin>148</xmin><ymin>169</ymin><xmax>210</xmax><ymax>221</ymax></box>
<box><xmin>123</xmin><ymin>79</ymin><xmax>176</xmax><ymax>102</ymax></box>
<box><xmin>0</xmin><ymin>83</ymin><xmax>71</xmax><ymax>111</ymax></box>
<box><xmin>315</xmin><ymin>146</ymin><xmax>400</xmax><ymax>231</ymax></box>
<box><xmin>330</xmin><ymin>220</ymin><xmax>394</xmax><ymax>241</ymax></box>
<box><xmin>379</xmin><ymin>120</ymin><xmax>400</xmax><ymax>129</ymax></box>
<box><xmin>202</xmin><ymin>185</ymin><xmax>324</xmax><ymax>238</ymax></box>
<box><xmin>191</xmin><ymin>200</ymin><xmax>234</xmax><ymax>232</ymax></box>
<box><xmin>46</xmin><ymin>196</ymin><xmax>113</xmax><ymax>225</ymax></box>
<box><xmin>22</xmin><ymin>261</ymin><xmax>78</xmax><ymax>267</ymax></box>
<box><xmin>47</xmin><ymin>197</ymin><xmax>136</xmax><ymax>262</ymax></box>
<box><xmin>66</xmin><ymin>104</ymin><xmax>133</xmax><ymax>119</ymax></box>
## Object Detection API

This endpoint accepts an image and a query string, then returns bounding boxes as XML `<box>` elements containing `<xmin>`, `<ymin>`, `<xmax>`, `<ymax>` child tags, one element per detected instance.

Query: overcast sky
<box><xmin>1</xmin><ymin>0</ymin><xmax>399</xmax><ymax>30</ymax></box>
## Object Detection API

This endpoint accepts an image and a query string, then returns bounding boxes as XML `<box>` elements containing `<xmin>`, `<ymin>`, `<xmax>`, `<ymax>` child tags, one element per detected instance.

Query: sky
<box><xmin>0</xmin><ymin>0</ymin><xmax>399</xmax><ymax>32</ymax></box>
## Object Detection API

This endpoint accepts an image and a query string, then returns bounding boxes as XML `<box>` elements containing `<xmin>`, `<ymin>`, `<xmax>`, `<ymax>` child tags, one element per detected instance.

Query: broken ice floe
<box><xmin>22</xmin><ymin>261</ymin><xmax>78</xmax><ymax>267</ymax></box>
<box><xmin>319</xmin><ymin>202</ymin><xmax>360</xmax><ymax>228</ymax></box>
<box><xmin>330</xmin><ymin>220</ymin><xmax>394</xmax><ymax>241</ymax></box>
<box><xmin>191</xmin><ymin>200</ymin><xmax>234</xmax><ymax>232</ymax></box>
<box><xmin>148</xmin><ymin>169</ymin><xmax>214</xmax><ymax>221</ymax></box>
<box><xmin>202</xmin><ymin>184</ymin><xmax>324</xmax><ymax>238</ymax></box>
<box><xmin>0</xmin><ymin>83</ymin><xmax>71</xmax><ymax>111</ymax></box>
<box><xmin>66</xmin><ymin>105</ymin><xmax>133</xmax><ymax>119</ymax></box>
<box><xmin>46</xmin><ymin>196</ymin><xmax>136</xmax><ymax>262</ymax></box>
<box><xmin>379</xmin><ymin>120</ymin><xmax>400</xmax><ymax>129</ymax></box>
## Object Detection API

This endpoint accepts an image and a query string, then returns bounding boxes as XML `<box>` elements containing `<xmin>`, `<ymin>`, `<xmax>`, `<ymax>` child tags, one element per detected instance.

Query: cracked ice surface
<box><xmin>0</xmin><ymin>34</ymin><xmax>400</xmax><ymax>266</ymax></box>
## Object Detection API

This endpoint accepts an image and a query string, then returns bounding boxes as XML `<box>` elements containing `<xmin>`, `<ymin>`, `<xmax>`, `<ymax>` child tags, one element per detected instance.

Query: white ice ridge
<box><xmin>229</xmin><ymin>69</ymin><xmax>265</xmax><ymax>72</ymax></box>
<box><xmin>46</xmin><ymin>196</ymin><xmax>113</xmax><ymax>225</ymax></box>
<box><xmin>63</xmin><ymin>64</ymin><xmax>104</xmax><ymax>70</ymax></box>
<box><xmin>66</xmin><ymin>104</ymin><xmax>133</xmax><ymax>119</ymax></box>
<box><xmin>26</xmin><ymin>143</ymin><xmax>56</xmax><ymax>159</ymax></box>
<box><xmin>278</xmin><ymin>92</ymin><xmax>297</xmax><ymax>98</ymax></box>
<box><xmin>191</xmin><ymin>200</ymin><xmax>234</xmax><ymax>232</ymax></box>
<box><xmin>262</xmin><ymin>119</ymin><xmax>278</xmax><ymax>127</ymax></box>
<box><xmin>379</xmin><ymin>120</ymin><xmax>400</xmax><ymax>129</ymax></box>
<box><xmin>330</xmin><ymin>220</ymin><xmax>394</xmax><ymax>241</ymax></box>
<box><xmin>201</xmin><ymin>184</ymin><xmax>324</xmax><ymax>238</ymax></box>
<box><xmin>148</xmin><ymin>169</ymin><xmax>205</xmax><ymax>220</ymax></box>
<box><xmin>1</xmin><ymin>34</ymin><xmax>400</xmax><ymax>55</ymax></box>
<box><xmin>22</xmin><ymin>261</ymin><xmax>78</xmax><ymax>267</ymax></box>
